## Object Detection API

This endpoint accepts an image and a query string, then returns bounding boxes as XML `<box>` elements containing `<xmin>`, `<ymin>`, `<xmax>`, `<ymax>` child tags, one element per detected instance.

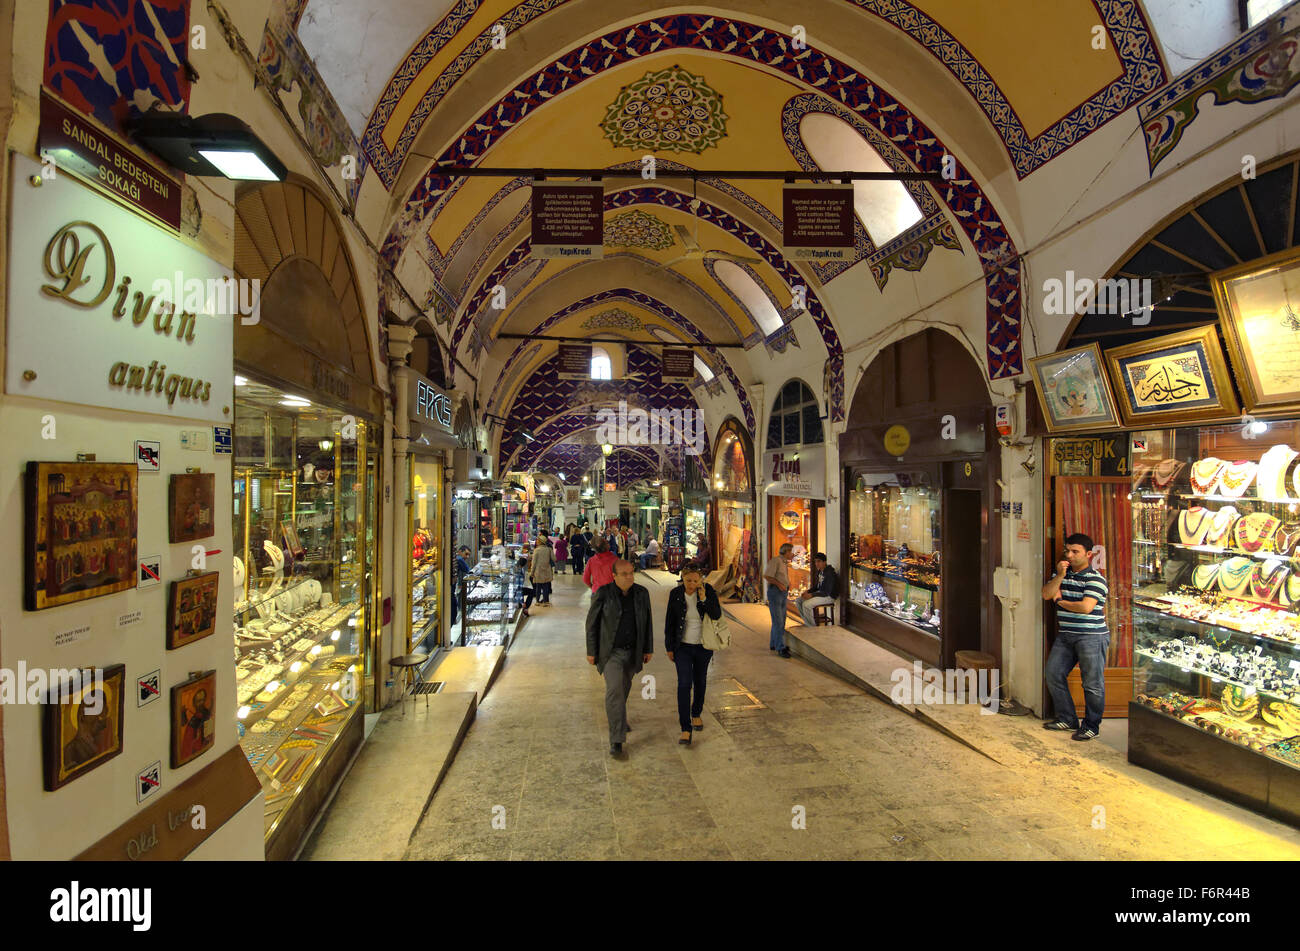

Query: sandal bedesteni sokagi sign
<box><xmin>6</xmin><ymin>152</ymin><xmax>233</xmax><ymax>423</ymax></box>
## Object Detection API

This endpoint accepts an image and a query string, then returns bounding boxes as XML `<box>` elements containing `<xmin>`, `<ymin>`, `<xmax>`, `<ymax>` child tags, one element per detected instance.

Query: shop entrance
<box><xmin>942</xmin><ymin>487</ymin><xmax>983</xmax><ymax>659</ymax></box>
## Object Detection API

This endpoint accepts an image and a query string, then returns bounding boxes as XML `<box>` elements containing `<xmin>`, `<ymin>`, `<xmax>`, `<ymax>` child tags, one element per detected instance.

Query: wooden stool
<box><xmin>812</xmin><ymin>603</ymin><xmax>836</xmax><ymax>626</ymax></box>
<box><xmin>954</xmin><ymin>650</ymin><xmax>999</xmax><ymax>703</ymax></box>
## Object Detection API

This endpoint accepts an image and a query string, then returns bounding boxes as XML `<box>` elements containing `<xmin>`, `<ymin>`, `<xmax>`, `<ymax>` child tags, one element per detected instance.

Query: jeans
<box><xmin>521</xmin><ymin>586</ymin><xmax>534</xmax><ymax>610</ymax></box>
<box><xmin>639</xmin><ymin>552</ymin><xmax>655</xmax><ymax>570</ymax></box>
<box><xmin>767</xmin><ymin>585</ymin><xmax>788</xmax><ymax>650</ymax></box>
<box><xmin>798</xmin><ymin>595</ymin><xmax>835</xmax><ymax>627</ymax></box>
<box><xmin>603</xmin><ymin>647</ymin><xmax>635</xmax><ymax>745</ymax></box>
<box><xmin>572</xmin><ymin>553</ymin><xmax>583</xmax><ymax>575</ymax></box>
<box><xmin>673</xmin><ymin>642</ymin><xmax>713</xmax><ymax>731</ymax></box>
<box><xmin>1045</xmin><ymin>630</ymin><xmax>1109</xmax><ymax>732</ymax></box>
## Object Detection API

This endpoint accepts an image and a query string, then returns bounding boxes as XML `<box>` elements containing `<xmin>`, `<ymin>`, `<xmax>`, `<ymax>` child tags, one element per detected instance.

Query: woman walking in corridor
<box><xmin>583</xmin><ymin>536</ymin><xmax>618</xmax><ymax>593</ymax></box>
<box><xmin>554</xmin><ymin>531</ymin><xmax>569</xmax><ymax>575</ymax></box>
<box><xmin>530</xmin><ymin>536</ymin><xmax>555</xmax><ymax>604</ymax></box>
<box><xmin>665</xmin><ymin>564</ymin><xmax>722</xmax><ymax>745</ymax></box>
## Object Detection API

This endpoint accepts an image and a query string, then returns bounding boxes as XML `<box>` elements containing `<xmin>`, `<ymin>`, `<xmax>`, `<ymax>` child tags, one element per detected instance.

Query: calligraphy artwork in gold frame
<box><xmin>1027</xmin><ymin>343</ymin><xmax>1121</xmax><ymax>433</ymax></box>
<box><xmin>1103</xmin><ymin>324</ymin><xmax>1240</xmax><ymax>428</ymax></box>
<box><xmin>1212</xmin><ymin>247</ymin><xmax>1300</xmax><ymax>414</ymax></box>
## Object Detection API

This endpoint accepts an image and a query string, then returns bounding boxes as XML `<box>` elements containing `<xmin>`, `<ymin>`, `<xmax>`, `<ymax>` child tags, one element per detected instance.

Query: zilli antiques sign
<box><xmin>762</xmin><ymin>448</ymin><xmax>825</xmax><ymax>499</ymax></box>
<box><xmin>6</xmin><ymin>152</ymin><xmax>232</xmax><ymax>423</ymax></box>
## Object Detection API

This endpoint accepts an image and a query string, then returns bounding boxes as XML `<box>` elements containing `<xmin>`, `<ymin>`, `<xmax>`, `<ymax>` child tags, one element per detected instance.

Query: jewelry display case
<box><xmin>232</xmin><ymin>379</ymin><xmax>377</xmax><ymax>856</ymax></box>
<box><xmin>409</xmin><ymin>459</ymin><xmax>444</xmax><ymax>653</ymax></box>
<box><xmin>1129</xmin><ymin>423</ymin><xmax>1300</xmax><ymax>825</ymax></box>
<box><xmin>457</xmin><ymin>552</ymin><xmax>521</xmax><ymax>648</ymax></box>
<box><xmin>846</xmin><ymin>474</ymin><xmax>941</xmax><ymax>636</ymax></box>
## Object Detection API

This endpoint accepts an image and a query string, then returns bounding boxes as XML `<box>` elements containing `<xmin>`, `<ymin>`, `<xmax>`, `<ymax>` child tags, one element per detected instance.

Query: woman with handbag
<box><xmin>664</xmin><ymin>563</ymin><xmax>724</xmax><ymax>745</ymax></box>
<box><xmin>529</xmin><ymin>537</ymin><xmax>555</xmax><ymax>605</ymax></box>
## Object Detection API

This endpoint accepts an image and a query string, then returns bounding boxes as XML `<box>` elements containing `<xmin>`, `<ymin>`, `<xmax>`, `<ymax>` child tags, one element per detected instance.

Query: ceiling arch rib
<box><xmin>380</xmin><ymin>16</ymin><xmax>1024</xmax><ymax>384</ymax></box>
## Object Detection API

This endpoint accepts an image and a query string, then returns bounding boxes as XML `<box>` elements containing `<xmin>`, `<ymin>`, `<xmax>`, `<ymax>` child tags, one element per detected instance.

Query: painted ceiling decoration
<box><xmin>534</xmin><ymin>444</ymin><xmax>663</xmax><ymax>488</ymax></box>
<box><xmin>355</xmin><ymin>1</ymin><xmax>1163</xmax><ymax>192</ymax></box>
<box><xmin>481</xmin><ymin>288</ymin><xmax>756</xmax><ymax>432</ymax></box>
<box><xmin>381</xmin><ymin>16</ymin><xmax>1022</xmax><ymax>381</ymax></box>
<box><xmin>1138</xmin><ymin>9</ymin><xmax>1300</xmax><ymax>174</ymax></box>
<box><xmin>599</xmin><ymin>64</ymin><xmax>729</xmax><ymax>153</ymax></box>
<box><xmin>703</xmin><ymin>258</ymin><xmax>795</xmax><ymax>347</ymax></box>
<box><xmin>580</xmin><ymin>309</ymin><xmax>644</xmax><ymax>331</ymax></box>
<box><xmin>603</xmin><ymin>210</ymin><xmax>676</xmax><ymax>250</ymax></box>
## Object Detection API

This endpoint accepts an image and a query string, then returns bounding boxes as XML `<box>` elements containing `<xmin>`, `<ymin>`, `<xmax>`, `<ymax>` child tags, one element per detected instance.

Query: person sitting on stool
<box><xmin>639</xmin><ymin>537</ymin><xmax>661</xmax><ymax>570</ymax></box>
<box><xmin>797</xmin><ymin>553</ymin><xmax>839</xmax><ymax>626</ymax></box>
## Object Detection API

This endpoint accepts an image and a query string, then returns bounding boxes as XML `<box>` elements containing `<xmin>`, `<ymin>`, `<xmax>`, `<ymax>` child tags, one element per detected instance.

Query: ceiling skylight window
<box><xmin>591</xmin><ymin>347</ymin><xmax>612</xmax><ymax>380</ymax></box>
<box><xmin>694</xmin><ymin>355</ymin><xmax>715</xmax><ymax>381</ymax></box>
<box><xmin>799</xmin><ymin>113</ymin><xmax>922</xmax><ymax>246</ymax></box>
<box><xmin>712</xmin><ymin>261</ymin><xmax>783</xmax><ymax>336</ymax></box>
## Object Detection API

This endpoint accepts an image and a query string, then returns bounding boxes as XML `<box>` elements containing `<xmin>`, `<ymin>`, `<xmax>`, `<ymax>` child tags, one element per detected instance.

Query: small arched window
<box><xmin>591</xmin><ymin>347</ymin><xmax>612</xmax><ymax>380</ymax></box>
<box><xmin>766</xmin><ymin>380</ymin><xmax>822</xmax><ymax>449</ymax></box>
<box><xmin>712</xmin><ymin>261</ymin><xmax>783</xmax><ymax>337</ymax></box>
<box><xmin>694</xmin><ymin>354</ymin><xmax>715</xmax><ymax>381</ymax></box>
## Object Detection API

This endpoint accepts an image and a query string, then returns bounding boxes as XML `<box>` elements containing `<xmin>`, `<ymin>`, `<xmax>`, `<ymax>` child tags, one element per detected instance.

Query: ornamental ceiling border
<box><xmin>380</xmin><ymin>17</ymin><xmax>1022</xmax><ymax>380</ymax></box>
<box><xmin>359</xmin><ymin>3</ymin><xmax>1163</xmax><ymax>188</ymax></box>
<box><xmin>481</xmin><ymin>288</ymin><xmax>755</xmax><ymax>432</ymax></box>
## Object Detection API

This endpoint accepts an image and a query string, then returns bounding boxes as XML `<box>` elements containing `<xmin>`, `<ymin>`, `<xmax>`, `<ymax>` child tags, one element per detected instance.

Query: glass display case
<box><xmin>231</xmin><ymin>379</ymin><xmax>375</xmax><ymax>849</ymax></box>
<box><xmin>1131</xmin><ymin>424</ymin><xmax>1300</xmax><ymax>771</ymax></box>
<box><xmin>457</xmin><ymin>550</ymin><xmax>522</xmax><ymax>648</ymax></box>
<box><xmin>410</xmin><ymin>458</ymin><xmax>444</xmax><ymax>653</ymax></box>
<box><xmin>846</xmin><ymin>473</ymin><xmax>941</xmax><ymax>635</ymax></box>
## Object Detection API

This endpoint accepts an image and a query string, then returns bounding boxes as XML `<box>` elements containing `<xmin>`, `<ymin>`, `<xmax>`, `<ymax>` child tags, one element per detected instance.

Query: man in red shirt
<box><xmin>583</xmin><ymin>536</ymin><xmax>619</xmax><ymax>593</ymax></box>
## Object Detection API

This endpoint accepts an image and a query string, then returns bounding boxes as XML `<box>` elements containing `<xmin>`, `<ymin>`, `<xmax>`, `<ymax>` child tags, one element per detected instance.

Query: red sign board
<box><xmin>661</xmin><ymin>348</ymin><xmax>695</xmax><ymax>382</ymax></box>
<box><xmin>782</xmin><ymin>184</ymin><xmax>854</xmax><ymax>261</ymax></box>
<box><xmin>531</xmin><ymin>182</ymin><xmax>604</xmax><ymax>259</ymax></box>
<box><xmin>557</xmin><ymin>343</ymin><xmax>593</xmax><ymax>379</ymax></box>
<box><xmin>39</xmin><ymin>90</ymin><xmax>182</xmax><ymax>230</ymax></box>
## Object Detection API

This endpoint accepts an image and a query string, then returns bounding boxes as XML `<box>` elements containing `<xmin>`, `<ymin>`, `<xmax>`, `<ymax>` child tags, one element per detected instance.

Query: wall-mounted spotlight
<box><xmin>601</xmin><ymin>444</ymin><xmax>614</xmax><ymax>456</ymax></box>
<box><xmin>129</xmin><ymin>112</ymin><xmax>288</xmax><ymax>181</ymax></box>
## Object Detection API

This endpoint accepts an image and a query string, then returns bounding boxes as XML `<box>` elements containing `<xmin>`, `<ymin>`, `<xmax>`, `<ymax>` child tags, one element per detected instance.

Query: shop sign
<box><xmin>661</xmin><ymin>348</ymin><xmax>695</xmax><ymax>382</ymax></box>
<box><xmin>408</xmin><ymin>372</ymin><xmax>453</xmax><ymax>433</ymax></box>
<box><xmin>39</xmin><ymin>90</ymin><xmax>181</xmax><ymax>230</ymax></box>
<box><xmin>763</xmin><ymin>448</ymin><xmax>825</xmax><ymax>498</ymax></box>
<box><xmin>311</xmin><ymin>358</ymin><xmax>353</xmax><ymax>404</ymax></box>
<box><xmin>558</xmin><ymin>343</ymin><xmax>592</xmax><ymax>379</ymax></box>
<box><xmin>782</xmin><ymin>184</ymin><xmax>854</xmax><ymax>261</ymax></box>
<box><xmin>883</xmin><ymin>424</ymin><xmax>911</xmax><ymax>457</ymax></box>
<box><xmin>1049</xmin><ymin>434</ymin><xmax>1129</xmax><ymax>477</ymax></box>
<box><xmin>6</xmin><ymin>152</ymin><xmax>232</xmax><ymax>423</ymax></box>
<box><xmin>213</xmin><ymin>425</ymin><xmax>233</xmax><ymax>454</ymax></box>
<box><xmin>531</xmin><ymin>182</ymin><xmax>604</xmax><ymax>259</ymax></box>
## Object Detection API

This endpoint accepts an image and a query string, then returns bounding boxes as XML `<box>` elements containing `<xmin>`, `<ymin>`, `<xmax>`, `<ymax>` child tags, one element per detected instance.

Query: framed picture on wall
<box><xmin>25</xmin><ymin>461</ymin><xmax>137</xmax><ymax>610</ymax></box>
<box><xmin>171</xmin><ymin>670</ymin><xmax>216</xmax><ymax>768</ymax></box>
<box><xmin>42</xmin><ymin>664</ymin><xmax>126</xmax><ymax>791</ymax></box>
<box><xmin>166</xmin><ymin>570</ymin><xmax>220</xmax><ymax>649</ymax></box>
<box><xmin>1104</xmin><ymin>324</ymin><xmax>1240</xmax><ymax>428</ymax></box>
<box><xmin>1028</xmin><ymin>343</ymin><xmax>1121</xmax><ymax>433</ymax></box>
<box><xmin>168</xmin><ymin>472</ymin><xmax>215</xmax><ymax>543</ymax></box>
<box><xmin>1212</xmin><ymin>247</ymin><xmax>1300</xmax><ymax>414</ymax></box>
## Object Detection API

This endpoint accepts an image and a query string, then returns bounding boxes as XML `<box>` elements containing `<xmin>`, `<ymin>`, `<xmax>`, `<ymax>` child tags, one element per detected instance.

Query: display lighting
<box><xmin>602</xmin><ymin>444</ymin><xmax>614</xmax><ymax>456</ymax></box>
<box><xmin>319</xmin><ymin>438</ymin><xmax>334</xmax><ymax>451</ymax></box>
<box><xmin>1251</xmin><ymin>420</ymin><xmax>1269</xmax><ymax>435</ymax></box>
<box><xmin>129</xmin><ymin>112</ymin><xmax>288</xmax><ymax>180</ymax></box>
<box><xmin>234</xmin><ymin>375</ymin><xmax>248</xmax><ymax>386</ymax></box>
<box><xmin>236</xmin><ymin>705</ymin><xmax>251</xmax><ymax>719</ymax></box>
<box><xmin>331</xmin><ymin>630</ymin><xmax>341</xmax><ymax>642</ymax></box>
<box><xmin>280</xmin><ymin>395</ymin><xmax>311</xmax><ymax>407</ymax></box>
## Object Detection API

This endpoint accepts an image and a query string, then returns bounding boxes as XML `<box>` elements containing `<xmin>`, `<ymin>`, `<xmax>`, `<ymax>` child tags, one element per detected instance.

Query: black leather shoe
<box><xmin>609</xmin><ymin>742</ymin><xmax>625</xmax><ymax>758</ymax></box>
<box><xmin>778</xmin><ymin>647</ymin><xmax>792</xmax><ymax>658</ymax></box>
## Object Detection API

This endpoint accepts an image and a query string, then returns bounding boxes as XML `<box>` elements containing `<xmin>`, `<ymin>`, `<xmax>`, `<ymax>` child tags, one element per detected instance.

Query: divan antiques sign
<box><xmin>6</xmin><ymin>153</ymin><xmax>232</xmax><ymax>423</ymax></box>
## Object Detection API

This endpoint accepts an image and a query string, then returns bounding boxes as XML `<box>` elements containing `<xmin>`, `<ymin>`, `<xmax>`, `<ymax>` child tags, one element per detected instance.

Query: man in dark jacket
<box><xmin>796</xmin><ymin>553</ymin><xmax>839</xmax><ymax>627</ymax></box>
<box><xmin>585</xmin><ymin>559</ymin><xmax>653</xmax><ymax>758</ymax></box>
<box><xmin>665</xmin><ymin>565</ymin><xmax>722</xmax><ymax>743</ymax></box>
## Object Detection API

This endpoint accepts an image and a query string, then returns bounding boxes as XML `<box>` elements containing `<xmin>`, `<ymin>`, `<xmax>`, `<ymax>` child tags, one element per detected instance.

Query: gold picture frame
<box><xmin>1212</xmin><ymin>247</ymin><xmax>1300</xmax><ymax>414</ymax></box>
<box><xmin>1028</xmin><ymin>343</ymin><xmax>1121</xmax><ymax>433</ymax></box>
<box><xmin>1104</xmin><ymin>324</ymin><xmax>1240</xmax><ymax>428</ymax></box>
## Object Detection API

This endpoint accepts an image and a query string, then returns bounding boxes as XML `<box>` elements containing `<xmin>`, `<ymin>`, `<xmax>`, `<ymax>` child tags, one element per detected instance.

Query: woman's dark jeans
<box><xmin>673</xmin><ymin>642</ymin><xmax>714</xmax><ymax>732</ymax></box>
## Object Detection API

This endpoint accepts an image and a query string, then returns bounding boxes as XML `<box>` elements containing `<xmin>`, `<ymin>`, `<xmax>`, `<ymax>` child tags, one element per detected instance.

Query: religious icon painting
<box><xmin>25</xmin><ymin>461</ymin><xmax>137</xmax><ymax>610</ymax></box>
<box><xmin>42</xmin><ymin>664</ymin><xmax>126</xmax><ymax>791</ymax></box>
<box><xmin>171</xmin><ymin>670</ymin><xmax>216</xmax><ymax>768</ymax></box>
<box><xmin>166</xmin><ymin>571</ymin><xmax>220</xmax><ymax>650</ymax></box>
<box><xmin>168</xmin><ymin>472</ymin><xmax>215</xmax><ymax>543</ymax></box>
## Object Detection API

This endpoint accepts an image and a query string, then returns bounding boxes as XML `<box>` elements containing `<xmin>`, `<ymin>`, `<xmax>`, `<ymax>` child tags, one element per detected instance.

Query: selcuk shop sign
<box><xmin>6</xmin><ymin>153</ymin><xmax>232</xmax><ymax>424</ymax></box>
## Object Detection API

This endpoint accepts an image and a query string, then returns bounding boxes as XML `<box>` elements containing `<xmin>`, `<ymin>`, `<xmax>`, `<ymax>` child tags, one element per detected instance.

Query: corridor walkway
<box><xmin>405</xmin><ymin>569</ymin><xmax>1300</xmax><ymax>861</ymax></box>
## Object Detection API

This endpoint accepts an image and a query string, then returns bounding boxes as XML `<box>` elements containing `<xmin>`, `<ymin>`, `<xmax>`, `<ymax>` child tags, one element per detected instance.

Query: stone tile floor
<box><xmin>404</xmin><ymin>569</ymin><xmax>1300</xmax><ymax>860</ymax></box>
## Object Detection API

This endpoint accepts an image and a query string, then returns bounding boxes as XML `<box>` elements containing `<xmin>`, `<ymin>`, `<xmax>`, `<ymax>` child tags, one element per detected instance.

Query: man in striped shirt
<box><xmin>1041</xmin><ymin>533</ymin><xmax>1109</xmax><ymax>741</ymax></box>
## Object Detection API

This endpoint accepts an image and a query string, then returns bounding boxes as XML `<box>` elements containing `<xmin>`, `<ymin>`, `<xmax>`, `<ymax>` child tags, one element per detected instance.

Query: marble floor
<box><xmin>403</xmin><ymin>568</ymin><xmax>1300</xmax><ymax>860</ymax></box>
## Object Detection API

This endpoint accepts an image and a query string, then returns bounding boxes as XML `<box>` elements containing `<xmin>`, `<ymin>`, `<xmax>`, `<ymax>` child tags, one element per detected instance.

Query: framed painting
<box><xmin>1028</xmin><ymin>343</ymin><xmax>1121</xmax><ymax>433</ymax></box>
<box><xmin>42</xmin><ymin>664</ymin><xmax>126</xmax><ymax>791</ymax></box>
<box><xmin>168</xmin><ymin>472</ymin><xmax>215</xmax><ymax>543</ymax></box>
<box><xmin>1212</xmin><ymin>247</ymin><xmax>1300</xmax><ymax>414</ymax></box>
<box><xmin>171</xmin><ymin>670</ymin><xmax>216</xmax><ymax>768</ymax></box>
<box><xmin>1104</xmin><ymin>324</ymin><xmax>1240</xmax><ymax>428</ymax></box>
<box><xmin>25</xmin><ymin>461</ymin><xmax>137</xmax><ymax>611</ymax></box>
<box><xmin>166</xmin><ymin>570</ymin><xmax>219</xmax><ymax>650</ymax></box>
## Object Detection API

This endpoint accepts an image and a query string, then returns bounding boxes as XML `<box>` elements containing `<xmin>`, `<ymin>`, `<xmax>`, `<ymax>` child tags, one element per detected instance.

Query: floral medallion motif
<box><xmin>601</xmin><ymin>65</ymin><xmax>728</xmax><ymax>153</ymax></box>
<box><xmin>580</xmin><ymin>309</ymin><xmax>644</xmax><ymax>330</ymax></box>
<box><xmin>604</xmin><ymin>210</ymin><xmax>675</xmax><ymax>249</ymax></box>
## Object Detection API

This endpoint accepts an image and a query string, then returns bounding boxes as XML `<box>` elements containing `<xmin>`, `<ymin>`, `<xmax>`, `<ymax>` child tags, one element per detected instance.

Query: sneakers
<box><xmin>1042</xmin><ymin>719</ymin><xmax>1076</xmax><ymax>731</ymax></box>
<box><xmin>1072</xmin><ymin>727</ymin><xmax>1099</xmax><ymax>741</ymax></box>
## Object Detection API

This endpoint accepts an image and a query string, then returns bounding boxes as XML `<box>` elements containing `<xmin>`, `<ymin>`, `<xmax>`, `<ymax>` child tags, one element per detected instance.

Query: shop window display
<box><xmin>846</xmin><ymin>474</ymin><xmax>941</xmax><ymax>634</ymax></box>
<box><xmin>1131</xmin><ymin>421</ymin><xmax>1300</xmax><ymax>769</ymax></box>
<box><xmin>410</xmin><ymin>461</ymin><xmax>443</xmax><ymax>653</ymax></box>
<box><xmin>770</xmin><ymin>496</ymin><xmax>813</xmax><ymax>601</ymax></box>
<box><xmin>231</xmin><ymin>379</ymin><xmax>374</xmax><ymax>843</ymax></box>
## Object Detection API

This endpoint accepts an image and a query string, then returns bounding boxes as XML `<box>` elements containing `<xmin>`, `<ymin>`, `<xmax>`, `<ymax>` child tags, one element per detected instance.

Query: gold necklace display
<box><xmin>1222</xmin><ymin>686</ymin><xmax>1260</xmax><ymax>721</ymax></box>
<box><xmin>1204</xmin><ymin>506</ymin><xmax>1239</xmax><ymax>549</ymax></box>
<box><xmin>1218</xmin><ymin>556</ymin><xmax>1255</xmax><ymax>596</ymax></box>
<box><xmin>1276</xmin><ymin>522</ymin><xmax>1300</xmax><ymax>556</ymax></box>
<box><xmin>1190</xmin><ymin>457</ymin><xmax>1227</xmax><ymax>495</ymax></box>
<box><xmin>1234</xmin><ymin>512</ymin><xmax>1281</xmax><ymax>553</ymax></box>
<box><xmin>1218</xmin><ymin>461</ymin><xmax>1258</xmax><ymax>498</ymax></box>
<box><xmin>1151</xmin><ymin>459</ymin><xmax>1185</xmax><ymax>491</ymax></box>
<box><xmin>1177</xmin><ymin>506</ymin><xmax>1211</xmax><ymax>545</ymax></box>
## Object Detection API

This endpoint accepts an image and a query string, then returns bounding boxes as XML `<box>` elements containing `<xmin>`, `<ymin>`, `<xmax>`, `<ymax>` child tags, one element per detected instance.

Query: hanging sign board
<box><xmin>531</xmin><ymin>182</ymin><xmax>604</xmax><ymax>259</ymax></box>
<box><xmin>763</xmin><ymin>448</ymin><xmax>826</xmax><ymax>498</ymax></box>
<box><xmin>38</xmin><ymin>90</ymin><xmax>182</xmax><ymax>230</ymax></box>
<box><xmin>661</xmin><ymin>348</ymin><xmax>695</xmax><ymax>382</ymax></box>
<box><xmin>558</xmin><ymin>343</ymin><xmax>593</xmax><ymax>379</ymax></box>
<box><xmin>1049</xmin><ymin>434</ymin><xmax>1129</xmax><ymax>477</ymax></box>
<box><xmin>783</xmin><ymin>183</ymin><xmax>855</xmax><ymax>261</ymax></box>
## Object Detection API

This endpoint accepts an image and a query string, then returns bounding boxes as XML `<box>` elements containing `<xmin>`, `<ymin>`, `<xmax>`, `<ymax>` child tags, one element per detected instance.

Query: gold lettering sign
<box><xmin>1123</xmin><ymin>349</ymin><xmax>1211</xmax><ymax>410</ymax></box>
<box><xmin>42</xmin><ymin>221</ymin><xmax>116</xmax><ymax>308</ymax></box>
